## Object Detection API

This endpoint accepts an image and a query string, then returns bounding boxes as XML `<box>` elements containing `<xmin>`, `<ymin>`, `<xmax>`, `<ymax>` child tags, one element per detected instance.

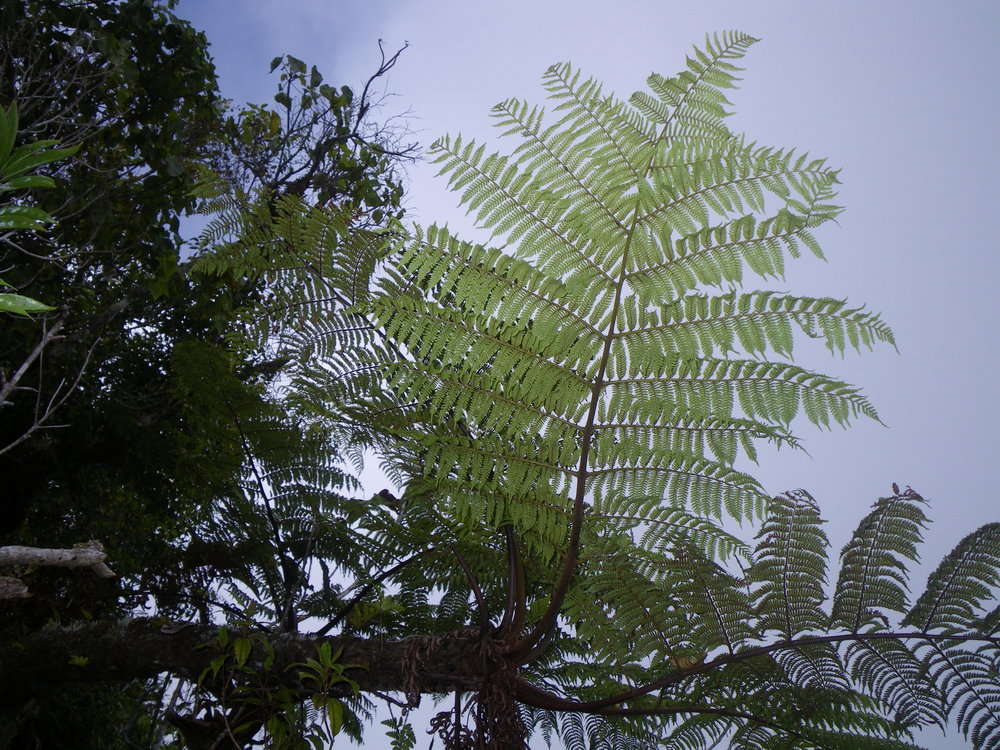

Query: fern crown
<box><xmin>370</xmin><ymin>31</ymin><xmax>894</xmax><ymax>555</ymax></box>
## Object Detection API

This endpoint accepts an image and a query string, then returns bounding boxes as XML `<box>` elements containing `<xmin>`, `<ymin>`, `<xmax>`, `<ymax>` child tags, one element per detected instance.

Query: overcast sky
<box><xmin>177</xmin><ymin>2</ymin><xmax>1000</xmax><ymax>747</ymax></box>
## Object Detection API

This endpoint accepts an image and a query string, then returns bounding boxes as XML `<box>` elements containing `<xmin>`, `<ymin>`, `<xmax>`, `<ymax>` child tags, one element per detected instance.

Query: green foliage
<box><xmin>0</xmin><ymin>282</ymin><xmax>54</xmax><ymax>317</ymax></box>
<box><xmin>519</xmin><ymin>489</ymin><xmax>1000</xmax><ymax>750</ymax></box>
<box><xmin>207</xmin><ymin>51</ymin><xmax>409</xmax><ymax>215</ymax></box>
<box><xmin>3</xmin><ymin>21</ymin><xmax>997</xmax><ymax>750</ymax></box>
<box><xmin>344</xmin><ymin>32</ymin><xmax>993</xmax><ymax>748</ymax></box>
<box><xmin>382</xmin><ymin>715</ymin><xmax>418</xmax><ymax>750</ymax></box>
<box><xmin>347</xmin><ymin>30</ymin><xmax>892</xmax><ymax>566</ymax></box>
<box><xmin>188</xmin><ymin>628</ymin><xmax>359</xmax><ymax>748</ymax></box>
<box><xmin>0</xmin><ymin>102</ymin><xmax>77</xmax><ymax>315</ymax></box>
<box><xmin>226</xmin><ymin>30</ymin><xmax>1000</xmax><ymax>748</ymax></box>
<box><xmin>0</xmin><ymin>0</ymin><xmax>227</xmax><ymax>550</ymax></box>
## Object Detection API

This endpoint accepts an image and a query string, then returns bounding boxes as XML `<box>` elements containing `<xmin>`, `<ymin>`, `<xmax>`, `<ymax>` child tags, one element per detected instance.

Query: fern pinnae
<box><xmin>660</xmin><ymin>714</ymin><xmax>735</xmax><ymax>750</ymax></box>
<box><xmin>643</xmin><ymin>32</ymin><xmax>757</xmax><ymax>136</ymax></box>
<box><xmin>593</xmin><ymin>500</ymin><xmax>748</xmax><ymax>563</ymax></box>
<box><xmin>925</xmin><ymin>641</ymin><xmax>1000</xmax><ymax>748</ymax></box>
<box><xmin>431</xmin><ymin>133</ymin><xmax>616</xmax><ymax>285</ymax></box>
<box><xmin>587</xmin><ymin>457</ymin><xmax>766</xmax><ymax>522</ymax></box>
<box><xmin>903</xmin><ymin>523</ymin><xmax>1000</xmax><ymax>634</ymax></box>
<box><xmin>541</xmin><ymin>62</ymin><xmax>649</xmax><ymax>183</ymax></box>
<box><xmin>633</xmin><ymin>150</ymin><xmax>836</xmax><ymax>230</ymax></box>
<box><xmin>845</xmin><ymin>638</ymin><xmax>945</xmax><ymax>730</ymax></box>
<box><xmin>596</xmin><ymin>410</ymin><xmax>798</xmax><ymax>463</ymax></box>
<box><xmin>682</xmin><ymin>551</ymin><xmax>757</xmax><ymax>655</ymax></box>
<box><xmin>400</xmin><ymin>224</ymin><xmax>603</xmax><ymax>338</ymax></box>
<box><xmin>832</xmin><ymin>491</ymin><xmax>929</xmax><ymax>633</ymax></box>
<box><xmin>491</xmin><ymin>96</ymin><xmax>630</xmax><ymax>233</ymax></box>
<box><xmin>388</xmin><ymin>362</ymin><xmax>583</xmax><ymax>440</ymax></box>
<box><xmin>604</xmin><ymin>358</ymin><xmax>879</xmax><ymax>429</ymax></box>
<box><xmin>613</xmin><ymin>291</ymin><xmax>894</xmax><ymax>363</ymax></box>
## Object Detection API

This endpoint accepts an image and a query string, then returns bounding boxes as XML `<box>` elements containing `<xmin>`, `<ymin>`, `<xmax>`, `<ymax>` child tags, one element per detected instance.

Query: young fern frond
<box><xmin>530</xmin><ymin>488</ymin><xmax>1000</xmax><ymax>749</ymax></box>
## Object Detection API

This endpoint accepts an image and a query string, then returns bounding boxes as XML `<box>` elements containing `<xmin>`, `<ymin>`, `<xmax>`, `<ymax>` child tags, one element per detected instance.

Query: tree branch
<box><xmin>452</xmin><ymin>547</ymin><xmax>490</xmax><ymax>635</ymax></box>
<box><xmin>497</xmin><ymin>524</ymin><xmax>526</xmax><ymax>642</ymax></box>
<box><xmin>0</xmin><ymin>317</ymin><xmax>64</xmax><ymax>407</ymax></box>
<box><xmin>0</xmin><ymin>541</ymin><xmax>116</xmax><ymax>600</ymax></box>
<box><xmin>0</xmin><ymin>618</ymin><xmax>484</xmax><ymax>706</ymax></box>
<box><xmin>0</xmin><ymin>328</ymin><xmax>99</xmax><ymax>457</ymax></box>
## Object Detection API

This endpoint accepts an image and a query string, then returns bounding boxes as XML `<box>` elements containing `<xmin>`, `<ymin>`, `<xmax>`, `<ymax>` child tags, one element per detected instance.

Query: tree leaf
<box><xmin>233</xmin><ymin>636</ymin><xmax>251</xmax><ymax>668</ymax></box>
<box><xmin>0</xmin><ymin>292</ymin><xmax>56</xmax><ymax>316</ymax></box>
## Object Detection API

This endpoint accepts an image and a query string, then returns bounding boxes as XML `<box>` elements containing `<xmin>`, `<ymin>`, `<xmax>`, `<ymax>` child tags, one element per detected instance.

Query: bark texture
<box><xmin>0</xmin><ymin>618</ymin><xmax>486</xmax><ymax>706</ymax></box>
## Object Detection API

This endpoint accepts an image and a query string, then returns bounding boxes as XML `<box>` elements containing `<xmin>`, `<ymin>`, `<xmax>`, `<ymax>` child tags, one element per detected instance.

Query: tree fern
<box><xmin>195</xmin><ymin>32</ymin><xmax>999</xmax><ymax>749</ymax></box>
<box><xmin>356</xmin><ymin>33</ymin><xmax>997</xmax><ymax>748</ymax></box>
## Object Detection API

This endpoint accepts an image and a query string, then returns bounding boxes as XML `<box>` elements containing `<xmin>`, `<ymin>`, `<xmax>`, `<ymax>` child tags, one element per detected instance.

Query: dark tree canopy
<box><xmin>0</xmin><ymin>2</ymin><xmax>412</xmax><ymax>747</ymax></box>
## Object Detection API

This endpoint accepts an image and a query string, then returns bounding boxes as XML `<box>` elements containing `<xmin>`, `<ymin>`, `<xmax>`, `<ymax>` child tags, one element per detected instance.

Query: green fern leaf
<box><xmin>831</xmin><ymin>492</ymin><xmax>929</xmax><ymax>632</ymax></box>
<box><xmin>904</xmin><ymin>524</ymin><xmax>1000</xmax><ymax>633</ymax></box>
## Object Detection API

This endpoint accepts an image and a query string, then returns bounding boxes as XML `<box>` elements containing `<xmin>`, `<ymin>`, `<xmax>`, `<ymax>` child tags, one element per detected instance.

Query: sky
<box><xmin>176</xmin><ymin>2</ymin><xmax>1000</xmax><ymax>747</ymax></box>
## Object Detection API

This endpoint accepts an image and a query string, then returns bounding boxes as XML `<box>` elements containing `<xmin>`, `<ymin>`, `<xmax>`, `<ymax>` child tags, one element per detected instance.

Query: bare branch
<box><xmin>0</xmin><ymin>330</ymin><xmax>99</xmax><ymax>457</ymax></box>
<box><xmin>0</xmin><ymin>540</ymin><xmax>116</xmax><ymax>599</ymax></box>
<box><xmin>0</xmin><ymin>316</ymin><xmax>64</xmax><ymax>407</ymax></box>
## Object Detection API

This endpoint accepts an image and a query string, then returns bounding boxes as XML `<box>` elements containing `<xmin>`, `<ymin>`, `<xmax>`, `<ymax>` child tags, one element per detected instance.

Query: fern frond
<box><xmin>343</xmin><ymin>33</ymin><xmax>892</xmax><ymax>584</ymax></box>
<box><xmin>604</xmin><ymin>357</ymin><xmax>880</xmax><ymax>428</ymax></box>
<box><xmin>904</xmin><ymin>524</ymin><xmax>1000</xmax><ymax>633</ymax></box>
<box><xmin>832</xmin><ymin>492</ymin><xmax>929</xmax><ymax>632</ymax></box>
<box><xmin>750</xmin><ymin>490</ymin><xmax>830</xmax><ymax>637</ymax></box>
